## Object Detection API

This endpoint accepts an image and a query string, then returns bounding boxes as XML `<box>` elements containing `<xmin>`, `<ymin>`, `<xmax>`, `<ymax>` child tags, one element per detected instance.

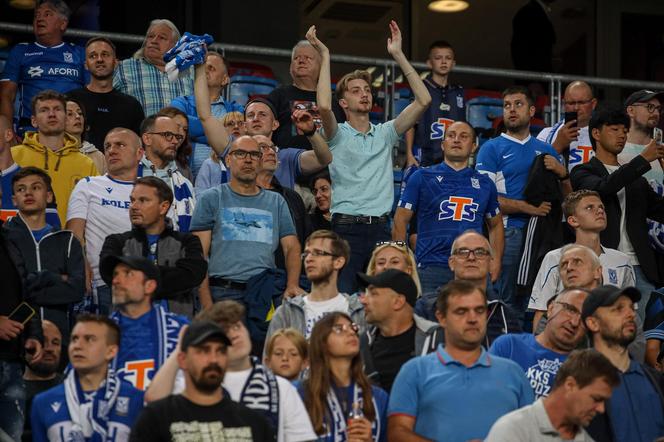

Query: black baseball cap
<box><xmin>581</xmin><ymin>285</ymin><xmax>641</xmax><ymax>321</ymax></box>
<box><xmin>99</xmin><ymin>255</ymin><xmax>161</xmax><ymax>289</ymax></box>
<box><xmin>245</xmin><ymin>97</ymin><xmax>278</xmax><ymax>119</ymax></box>
<box><xmin>356</xmin><ymin>269</ymin><xmax>418</xmax><ymax>307</ymax></box>
<box><xmin>624</xmin><ymin>89</ymin><xmax>664</xmax><ymax>108</ymax></box>
<box><xmin>181</xmin><ymin>321</ymin><xmax>231</xmax><ymax>351</ymax></box>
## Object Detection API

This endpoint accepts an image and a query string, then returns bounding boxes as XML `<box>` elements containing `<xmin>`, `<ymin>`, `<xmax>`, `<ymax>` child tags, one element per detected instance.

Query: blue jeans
<box><xmin>95</xmin><ymin>284</ymin><xmax>113</xmax><ymax>316</ymax></box>
<box><xmin>210</xmin><ymin>286</ymin><xmax>246</xmax><ymax>303</ymax></box>
<box><xmin>416</xmin><ymin>264</ymin><xmax>455</xmax><ymax>320</ymax></box>
<box><xmin>633</xmin><ymin>265</ymin><xmax>655</xmax><ymax>322</ymax></box>
<box><xmin>333</xmin><ymin>221</ymin><xmax>390</xmax><ymax>294</ymax></box>
<box><xmin>0</xmin><ymin>361</ymin><xmax>25</xmax><ymax>441</ymax></box>
<box><xmin>497</xmin><ymin>227</ymin><xmax>525</xmax><ymax>315</ymax></box>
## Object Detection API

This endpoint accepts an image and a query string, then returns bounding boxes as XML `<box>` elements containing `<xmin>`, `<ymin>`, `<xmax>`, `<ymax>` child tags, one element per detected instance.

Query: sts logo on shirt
<box><xmin>569</xmin><ymin>145</ymin><xmax>593</xmax><ymax>165</ymax></box>
<box><xmin>430</xmin><ymin>117</ymin><xmax>455</xmax><ymax>140</ymax></box>
<box><xmin>121</xmin><ymin>359</ymin><xmax>154</xmax><ymax>391</ymax></box>
<box><xmin>439</xmin><ymin>196</ymin><xmax>479</xmax><ymax>222</ymax></box>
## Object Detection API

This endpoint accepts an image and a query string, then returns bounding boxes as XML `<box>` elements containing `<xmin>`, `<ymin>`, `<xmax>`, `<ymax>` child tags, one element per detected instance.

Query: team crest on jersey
<box><xmin>28</xmin><ymin>66</ymin><xmax>43</xmax><ymax>78</ymax></box>
<box><xmin>105</xmin><ymin>187</ymin><xmax>113</xmax><ymax>194</ymax></box>
<box><xmin>436</xmin><ymin>175</ymin><xmax>444</xmax><ymax>183</ymax></box>
<box><xmin>63</xmin><ymin>51</ymin><xmax>73</xmax><ymax>63</ymax></box>
<box><xmin>608</xmin><ymin>269</ymin><xmax>617</xmax><ymax>284</ymax></box>
<box><xmin>50</xmin><ymin>401</ymin><xmax>61</xmax><ymax>413</ymax></box>
<box><xmin>439</xmin><ymin>196</ymin><xmax>479</xmax><ymax>222</ymax></box>
<box><xmin>456</xmin><ymin>95</ymin><xmax>464</xmax><ymax>108</ymax></box>
<box><xmin>429</xmin><ymin>118</ymin><xmax>455</xmax><ymax>141</ymax></box>
<box><xmin>471</xmin><ymin>178</ymin><xmax>480</xmax><ymax>189</ymax></box>
<box><xmin>115</xmin><ymin>397</ymin><xmax>130</xmax><ymax>416</ymax></box>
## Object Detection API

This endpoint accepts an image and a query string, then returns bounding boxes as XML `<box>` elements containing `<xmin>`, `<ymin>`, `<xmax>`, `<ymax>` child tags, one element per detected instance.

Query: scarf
<box><xmin>239</xmin><ymin>356</ymin><xmax>280</xmax><ymax>431</ymax></box>
<box><xmin>322</xmin><ymin>383</ymin><xmax>381</xmax><ymax>442</ymax></box>
<box><xmin>163</xmin><ymin>32</ymin><xmax>213</xmax><ymax>82</ymax></box>
<box><xmin>64</xmin><ymin>368</ymin><xmax>120</xmax><ymax>441</ymax></box>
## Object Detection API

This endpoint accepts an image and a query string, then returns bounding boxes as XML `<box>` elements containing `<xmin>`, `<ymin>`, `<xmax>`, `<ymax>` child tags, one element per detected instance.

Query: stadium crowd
<box><xmin>2</xmin><ymin>1</ymin><xmax>664</xmax><ymax>441</ymax></box>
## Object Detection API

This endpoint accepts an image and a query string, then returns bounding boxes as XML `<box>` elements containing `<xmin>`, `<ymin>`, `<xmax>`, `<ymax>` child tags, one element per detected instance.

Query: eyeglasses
<box><xmin>224</xmin><ymin>120</ymin><xmax>245</xmax><ymax>128</ymax></box>
<box><xmin>563</xmin><ymin>99</ymin><xmax>594</xmax><ymax>107</ymax></box>
<box><xmin>631</xmin><ymin>103</ymin><xmax>662</xmax><ymax>114</ymax></box>
<box><xmin>331</xmin><ymin>323</ymin><xmax>360</xmax><ymax>335</ymax></box>
<box><xmin>555</xmin><ymin>301</ymin><xmax>581</xmax><ymax>318</ymax></box>
<box><xmin>301</xmin><ymin>249</ymin><xmax>337</xmax><ymax>259</ymax></box>
<box><xmin>452</xmin><ymin>247</ymin><xmax>491</xmax><ymax>259</ymax></box>
<box><xmin>258</xmin><ymin>143</ymin><xmax>279</xmax><ymax>153</ymax></box>
<box><xmin>147</xmin><ymin>131</ymin><xmax>184</xmax><ymax>142</ymax></box>
<box><xmin>376</xmin><ymin>240</ymin><xmax>408</xmax><ymax>249</ymax></box>
<box><xmin>229</xmin><ymin>149</ymin><xmax>263</xmax><ymax>160</ymax></box>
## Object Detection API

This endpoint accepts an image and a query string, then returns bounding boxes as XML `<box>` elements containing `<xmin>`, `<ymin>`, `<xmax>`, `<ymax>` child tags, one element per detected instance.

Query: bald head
<box><xmin>563</xmin><ymin>81</ymin><xmax>596</xmax><ymax>127</ymax></box>
<box><xmin>105</xmin><ymin>128</ymin><xmax>141</xmax><ymax>151</ymax></box>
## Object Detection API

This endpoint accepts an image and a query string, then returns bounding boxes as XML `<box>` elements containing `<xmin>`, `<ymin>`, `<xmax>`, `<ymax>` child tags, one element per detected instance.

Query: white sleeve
<box><xmin>528</xmin><ymin>252</ymin><xmax>560</xmax><ymax>311</ymax></box>
<box><xmin>66</xmin><ymin>178</ymin><xmax>91</xmax><ymax>221</ymax></box>
<box><xmin>622</xmin><ymin>264</ymin><xmax>636</xmax><ymax>288</ymax></box>
<box><xmin>277</xmin><ymin>377</ymin><xmax>316</xmax><ymax>442</ymax></box>
<box><xmin>172</xmin><ymin>369</ymin><xmax>185</xmax><ymax>395</ymax></box>
<box><xmin>536</xmin><ymin>127</ymin><xmax>552</xmax><ymax>142</ymax></box>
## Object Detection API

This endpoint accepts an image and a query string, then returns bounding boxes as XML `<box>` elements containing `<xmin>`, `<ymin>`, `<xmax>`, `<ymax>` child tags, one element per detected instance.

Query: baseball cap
<box><xmin>624</xmin><ymin>90</ymin><xmax>664</xmax><ymax>108</ymax></box>
<box><xmin>99</xmin><ymin>255</ymin><xmax>161</xmax><ymax>289</ymax></box>
<box><xmin>581</xmin><ymin>285</ymin><xmax>641</xmax><ymax>321</ymax></box>
<box><xmin>181</xmin><ymin>321</ymin><xmax>231</xmax><ymax>351</ymax></box>
<box><xmin>356</xmin><ymin>269</ymin><xmax>418</xmax><ymax>307</ymax></box>
<box><xmin>245</xmin><ymin>97</ymin><xmax>278</xmax><ymax>119</ymax></box>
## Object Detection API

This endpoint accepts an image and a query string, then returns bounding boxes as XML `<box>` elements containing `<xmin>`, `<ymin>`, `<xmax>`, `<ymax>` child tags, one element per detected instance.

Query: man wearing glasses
<box><xmin>138</xmin><ymin>114</ymin><xmax>196</xmax><ymax>232</ymax></box>
<box><xmin>490</xmin><ymin>287</ymin><xmax>590</xmax><ymax>400</ymax></box>
<box><xmin>394</xmin><ymin>120</ymin><xmax>504</xmax><ymax>297</ymax></box>
<box><xmin>537</xmin><ymin>81</ymin><xmax>597</xmax><ymax>172</ymax></box>
<box><xmin>620</xmin><ymin>89</ymin><xmax>664</xmax><ymax>183</ymax></box>
<box><xmin>190</xmin><ymin>136</ymin><xmax>301</xmax><ymax>349</ymax></box>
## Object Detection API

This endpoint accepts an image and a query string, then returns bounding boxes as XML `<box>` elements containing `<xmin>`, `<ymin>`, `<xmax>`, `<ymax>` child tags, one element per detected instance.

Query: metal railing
<box><xmin>3</xmin><ymin>21</ymin><xmax>664</xmax><ymax>124</ymax></box>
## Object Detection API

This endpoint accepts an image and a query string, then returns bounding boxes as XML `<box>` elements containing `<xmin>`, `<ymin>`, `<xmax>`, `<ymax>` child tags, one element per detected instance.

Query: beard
<box><xmin>191</xmin><ymin>364</ymin><xmax>225</xmax><ymax>393</ymax></box>
<box><xmin>599</xmin><ymin>321</ymin><xmax>636</xmax><ymax>348</ymax></box>
<box><xmin>28</xmin><ymin>358</ymin><xmax>59</xmax><ymax>377</ymax></box>
<box><xmin>307</xmin><ymin>262</ymin><xmax>335</xmax><ymax>285</ymax></box>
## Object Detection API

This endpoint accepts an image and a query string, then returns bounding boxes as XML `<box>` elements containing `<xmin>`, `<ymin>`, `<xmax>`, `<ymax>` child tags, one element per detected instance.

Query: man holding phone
<box><xmin>537</xmin><ymin>81</ymin><xmax>597</xmax><ymax>172</ymax></box>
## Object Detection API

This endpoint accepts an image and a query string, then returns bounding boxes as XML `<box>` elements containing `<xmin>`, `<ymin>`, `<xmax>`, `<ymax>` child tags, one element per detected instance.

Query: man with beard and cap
<box><xmin>265</xmin><ymin>230</ymin><xmax>365</xmax><ymax>342</ymax></box>
<box><xmin>583</xmin><ymin>285</ymin><xmax>664</xmax><ymax>442</ymax></box>
<box><xmin>490</xmin><ymin>287</ymin><xmax>590</xmax><ymax>399</ymax></box>
<box><xmin>22</xmin><ymin>320</ymin><xmax>63</xmax><ymax>442</ymax></box>
<box><xmin>130</xmin><ymin>321</ymin><xmax>275</xmax><ymax>441</ymax></box>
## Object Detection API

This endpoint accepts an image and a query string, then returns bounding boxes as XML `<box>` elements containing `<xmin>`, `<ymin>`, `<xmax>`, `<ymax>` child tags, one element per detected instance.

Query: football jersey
<box><xmin>1</xmin><ymin>163</ymin><xmax>61</xmax><ymax>228</ymax></box>
<box><xmin>0</xmin><ymin>41</ymin><xmax>86</xmax><ymax>124</ymax></box>
<box><xmin>476</xmin><ymin>133</ymin><xmax>562</xmax><ymax>229</ymax></box>
<box><xmin>66</xmin><ymin>175</ymin><xmax>133</xmax><ymax>287</ymax></box>
<box><xmin>528</xmin><ymin>245</ymin><xmax>635</xmax><ymax>312</ymax></box>
<box><xmin>398</xmin><ymin>163</ymin><xmax>500</xmax><ymax>266</ymax></box>
<box><xmin>537</xmin><ymin>123</ymin><xmax>593</xmax><ymax>172</ymax></box>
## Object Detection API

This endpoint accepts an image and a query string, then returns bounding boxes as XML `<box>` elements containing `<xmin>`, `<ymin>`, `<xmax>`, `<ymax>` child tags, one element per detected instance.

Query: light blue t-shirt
<box><xmin>388</xmin><ymin>345</ymin><xmax>534</xmax><ymax>442</ymax></box>
<box><xmin>328</xmin><ymin>121</ymin><xmax>399</xmax><ymax>216</ymax></box>
<box><xmin>190</xmin><ymin>183</ymin><xmax>296</xmax><ymax>281</ymax></box>
<box><xmin>489</xmin><ymin>333</ymin><xmax>567</xmax><ymax>399</ymax></box>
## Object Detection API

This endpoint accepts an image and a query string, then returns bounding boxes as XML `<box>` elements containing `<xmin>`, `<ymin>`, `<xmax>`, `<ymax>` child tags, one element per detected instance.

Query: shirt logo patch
<box><xmin>63</xmin><ymin>51</ymin><xmax>73</xmax><ymax>63</ymax></box>
<box><xmin>608</xmin><ymin>269</ymin><xmax>617</xmax><ymax>284</ymax></box>
<box><xmin>105</xmin><ymin>187</ymin><xmax>113</xmax><ymax>194</ymax></box>
<box><xmin>50</xmin><ymin>401</ymin><xmax>61</xmax><ymax>413</ymax></box>
<box><xmin>456</xmin><ymin>95</ymin><xmax>464</xmax><ymax>108</ymax></box>
<box><xmin>436</xmin><ymin>176</ymin><xmax>444</xmax><ymax>183</ymax></box>
<box><xmin>439</xmin><ymin>196</ymin><xmax>479</xmax><ymax>222</ymax></box>
<box><xmin>28</xmin><ymin>66</ymin><xmax>44</xmax><ymax>77</ymax></box>
<box><xmin>115</xmin><ymin>397</ymin><xmax>129</xmax><ymax>416</ymax></box>
<box><xmin>429</xmin><ymin>118</ymin><xmax>455</xmax><ymax>141</ymax></box>
<box><xmin>569</xmin><ymin>145</ymin><xmax>594</xmax><ymax>165</ymax></box>
<box><xmin>502</xmin><ymin>153</ymin><xmax>514</xmax><ymax>159</ymax></box>
<box><xmin>471</xmin><ymin>178</ymin><xmax>480</xmax><ymax>189</ymax></box>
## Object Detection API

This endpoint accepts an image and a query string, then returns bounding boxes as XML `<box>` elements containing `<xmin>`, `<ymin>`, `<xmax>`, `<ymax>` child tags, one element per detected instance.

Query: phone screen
<box><xmin>654</xmin><ymin>127</ymin><xmax>663</xmax><ymax>145</ymax></box>
<box><xmin>564</xmin><ymin>111</ymin><xmax>578</xmax><ymax>127</ymax></box>
<box><xmin>9</xmin><ymin>302</ymin><xmax>36</xmax><ymax>325</ymax></box>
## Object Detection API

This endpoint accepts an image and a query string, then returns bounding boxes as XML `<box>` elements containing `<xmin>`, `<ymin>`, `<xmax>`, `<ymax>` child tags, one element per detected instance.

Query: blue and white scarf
<box><xmin>239</xmin><ymin>357</ymin><xmax>280</xmax><ymax>431</ymax></box>
<box><xmin>64</xmin><ymin>368</ymin><xmax>121</xmax><ymax>441</ymax></box>
<box><xmin>321</xmin><ymin>383</ymin><xmax>381</xmax><ymax>442</ymax></box>
<box><xmin>164</xmin><ymin>32</ymin><xmax>213</xmax><ymax>82</ymax></box>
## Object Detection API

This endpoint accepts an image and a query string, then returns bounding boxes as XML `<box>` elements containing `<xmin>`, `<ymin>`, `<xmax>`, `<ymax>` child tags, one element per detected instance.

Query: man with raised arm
<box><xmin>307</xmin><ymin>21</ymin><xmax>432</xmax><ymax>294</ymax></box>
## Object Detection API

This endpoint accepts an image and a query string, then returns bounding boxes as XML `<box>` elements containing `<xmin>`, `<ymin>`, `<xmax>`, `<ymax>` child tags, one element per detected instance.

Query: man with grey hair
<box><xmin>0</xmin><ymin>0</ymin><xmax>86</xmax><ymax>135</ymax></box>
<box><xmin>114</xmin><ymin>19</ymin><xmax>194</xmax><ymax>116</ymax></box>
<box><xmin>267</xmin><ymin>39</ymin><xmax>344</xmax><ymax>150</ymax></box>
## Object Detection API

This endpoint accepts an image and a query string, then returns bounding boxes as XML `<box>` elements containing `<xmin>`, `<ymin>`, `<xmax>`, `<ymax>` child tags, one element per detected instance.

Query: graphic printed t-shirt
<box><xmin>303</xmin><ymin>294</ymin><xmax>349</xmax><ymax>338</ymax></box>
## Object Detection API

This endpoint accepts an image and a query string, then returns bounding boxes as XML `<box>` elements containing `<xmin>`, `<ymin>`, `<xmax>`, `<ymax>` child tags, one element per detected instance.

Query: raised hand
<box><xmin>386</xmin><ymin>20</ymin><xmax>403</xmax><ymax>56</ymax></box>
<box><xmin>292</xmin><ymin>107</ymin><xmax>316</xmax><ymax>134</ymax></box>
<box><xmin>305</xmin><ymin>25</ymin><xmax>329</xmax><ymax>55</ymax></box>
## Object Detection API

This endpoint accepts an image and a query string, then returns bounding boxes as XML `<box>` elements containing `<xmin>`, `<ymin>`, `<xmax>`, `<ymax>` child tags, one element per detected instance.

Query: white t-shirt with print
<box><xmin>303</xmin><ymin>294</ymin><xmax>349</xmax><ymax>338</ymax></box>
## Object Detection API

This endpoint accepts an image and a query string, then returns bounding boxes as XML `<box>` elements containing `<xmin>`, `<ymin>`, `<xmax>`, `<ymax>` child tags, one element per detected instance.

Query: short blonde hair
<box><xmin>366</xmin><ymin>243</ymin><xmax>422</xmax><ymax>296</ymax></box>
<box><xmin>336</xmin><ymin>70</ymin><xmax>372</xmax><ymax>101</ymax></box>
<box><xmin>210</xmin><ymin>111</ymin><xmax>245</xmax><ymax>160</ymax></box>
<box><xmin>264</xmin><ymin>328</ymin><xmax>308</xmax><ymax>360</ymax></box>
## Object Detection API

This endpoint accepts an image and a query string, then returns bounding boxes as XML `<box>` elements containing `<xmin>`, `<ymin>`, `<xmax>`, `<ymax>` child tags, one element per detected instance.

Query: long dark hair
<box><xmin>303</xmin><ymin>312</ymin><xmax>376</xmax><ymax>435</ymax></box>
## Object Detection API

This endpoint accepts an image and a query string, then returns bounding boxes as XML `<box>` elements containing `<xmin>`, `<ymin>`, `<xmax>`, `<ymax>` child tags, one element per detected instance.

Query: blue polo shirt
<box><xmin>388</xmin><ymin>345</ymin><xmax>534</xmax><ymax>442</ymax></box>
<box><xmin>327</xmin><ymin>120</ymin><xmax>399</xmax><ymax>216</ymax></box>
<box><xmin>610</xmin><ymin>360</ymin><xmax>664</xmax><ymax>442</ymax></box>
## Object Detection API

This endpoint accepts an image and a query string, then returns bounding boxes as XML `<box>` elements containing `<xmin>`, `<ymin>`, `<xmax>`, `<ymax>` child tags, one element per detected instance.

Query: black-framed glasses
<box><xmin>229</xmin><ymin>149</ymin><xmax>263</xmax><ymax>160</ymax></box>
<box><xmin>331</xmin><ymin>323</ymin><xmax>360</xmax><ymax>335</ymax></box>
<box><xmin>258</xmin><ymin>143</ymin><xmax>279</xmax><ymax>153</ymax></box>
<box><xmin>147</xmin><ymin>131</ymin><xmax>184</xmax><ymax>142</ymax></box>
<box><xmin>555</xmin><ymin>301</ymin><xmax>581</xmax><ymax>318</ymax></box>
<box><xmin>452</xmin><ymin>247</ymin><xmax>491</xmax><ymax>259</ymax></box>
<box><xmin>301</xmin><ymin>250</ymin><xmax>337</xmax><ymax>259</ymax></box>
<box><xmin>563</xmin><ymin>99</ymin><xmax>594</xmax><ymax>107</ymax></box>
<box><xmin>631</xmin><ymin>103</ymin><xmax>662</xmax><ymax>114</ymax></box>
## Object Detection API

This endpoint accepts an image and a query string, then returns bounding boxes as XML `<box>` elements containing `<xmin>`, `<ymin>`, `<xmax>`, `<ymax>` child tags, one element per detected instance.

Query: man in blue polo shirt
<box><xmin>476</xmin><ymin>86</ymin><xmax>568</xmax><ymax>315</ymax></box>
<box><xmin>388</xmin><ymin>279</ymin><xmax>534</xmax><ymax>441</ymax></box>
<box><xmin>0</xmin><ymin>0</ymin><xmax>86</xmax><ymax>135</ymax></box>
<box><xmin>393</xmin><ymin>120</ymin><xmax>504</xmax><ymax>296</ymax></box>
<box><xmin>307</xmin><ymin>22</ymin><xmax>432</xmax><ymax>293</ymax></box>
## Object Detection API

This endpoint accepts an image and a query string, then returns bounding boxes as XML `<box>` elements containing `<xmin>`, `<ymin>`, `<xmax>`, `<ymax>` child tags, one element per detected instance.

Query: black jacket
<box><xmin>571</xmin><ymin>156</ymin><xmax>664</xmax><ymax>285</ymax></box>
<box><xmin>3</xmin><ymin>215</ymin><xmax>84</xmax><ymax>340</ymax></box>
<box><xmin>100</xmin><ymin>221</ymin><xmax>207</xmax><ymax>300</ymax></box>
<box><xmin>0</xmin><ymin>224</ymin><xmax>42</xmax><ymax>362</ymax></box>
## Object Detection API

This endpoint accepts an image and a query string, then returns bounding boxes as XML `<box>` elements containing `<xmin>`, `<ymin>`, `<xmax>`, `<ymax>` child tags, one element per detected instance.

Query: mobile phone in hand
<box><xmin>564</xmin><ymin>111</ymin><xmax>578</xmax><ymax>127</ymax></box>
<box><xmin>8</xmin><ymin>302</ymin><xmax>36</xmax><ymax>326</ymax></box>
<box><xmin>654</xmin><ymin>127</ymin><xmax>663</xmax><ymax>145</ymax></box>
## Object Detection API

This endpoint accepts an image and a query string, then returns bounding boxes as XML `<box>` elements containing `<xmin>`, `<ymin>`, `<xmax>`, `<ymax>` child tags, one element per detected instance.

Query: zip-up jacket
<box><xmin>360</xmin><ymin>314</ymin><xmax>443</xmax><ymax>391</ymax></box>
<box><xmin>99</xmin><ymin>220</ymin><xmax>207</xmax><ymax>300</ymax></box>
<box><xmin>3</xmin><ymin>214</ymin><xmax>84</xmax><ymax>340</ymax></box>
<box><xmin>11</xmin><ymin>131</ymin><xmax>98</xmax><ymax>225</ymax></box>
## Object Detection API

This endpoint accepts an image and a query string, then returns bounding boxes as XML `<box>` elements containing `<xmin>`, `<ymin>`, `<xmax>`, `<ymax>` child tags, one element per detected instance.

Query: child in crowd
<box><xmin>264</xmin><ymin>328</ymin><xmax>308</xmax><ymax>381</ymax></box>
